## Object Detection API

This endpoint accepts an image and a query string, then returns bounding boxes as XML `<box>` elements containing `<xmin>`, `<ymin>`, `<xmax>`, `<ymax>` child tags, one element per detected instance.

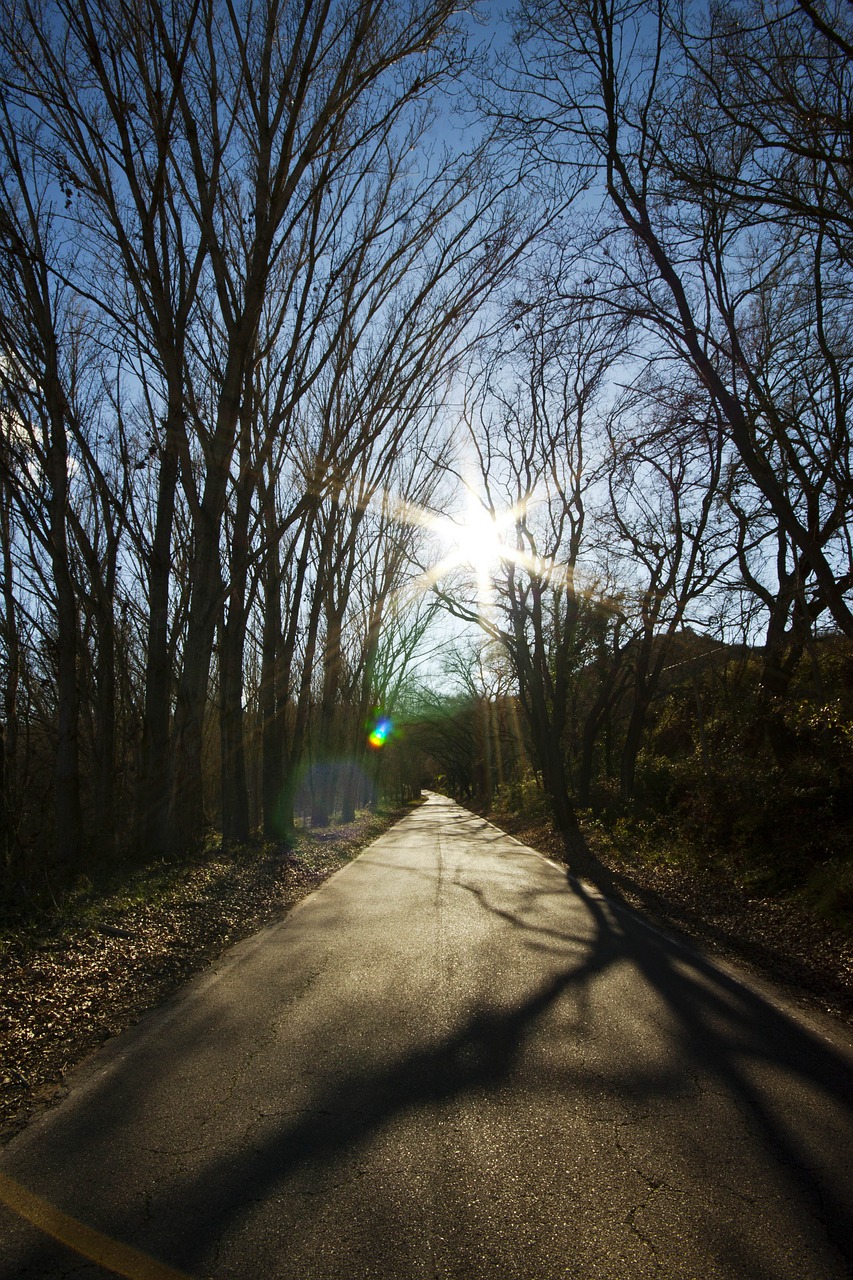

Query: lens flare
<box><xmin>368</xmin><ymin>717</ymin><xmax>393</xmax><ymax>749</ymax></box>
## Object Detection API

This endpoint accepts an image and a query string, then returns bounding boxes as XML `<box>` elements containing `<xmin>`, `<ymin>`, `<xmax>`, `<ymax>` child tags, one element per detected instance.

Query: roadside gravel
<box><xmin>0</xmin><ymin>805</ymin><xmax>415</xmax><ymax>1143</ymax></box>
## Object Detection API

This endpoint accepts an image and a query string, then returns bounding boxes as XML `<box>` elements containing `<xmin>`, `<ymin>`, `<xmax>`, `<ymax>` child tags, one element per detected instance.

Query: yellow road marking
<box><xmin>0</xmin><ymin>1170</ymin><xmax>195</xmax><ymax>1279</ymax></box>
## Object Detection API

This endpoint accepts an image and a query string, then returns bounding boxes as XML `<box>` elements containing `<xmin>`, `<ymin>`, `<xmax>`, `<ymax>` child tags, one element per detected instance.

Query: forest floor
<box><xmin>0</xmin><ymin>802</ymin><xmax>419</xmax><ymax>1144</ymax></box>
<box><xmin>487</xmin><ymin>807</ymin><xmax>853</xmax><ymax>1029</ymax></box>
<box><xmin>3</xmin><ymin>794</ymin><xmax>852</xmax><ymax>1148</ymax></box>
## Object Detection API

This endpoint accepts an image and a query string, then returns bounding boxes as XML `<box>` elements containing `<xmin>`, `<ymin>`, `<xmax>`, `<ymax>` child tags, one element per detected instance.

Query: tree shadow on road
<box><xmin>149</xmin><ymin>864</ymin><xmax>853</xmax><ymax>1275</ymax></box>
<box><xmin>6</xmin><ymin>800</ymin><xmax>853</xmax><ymax>1278</ymax></box>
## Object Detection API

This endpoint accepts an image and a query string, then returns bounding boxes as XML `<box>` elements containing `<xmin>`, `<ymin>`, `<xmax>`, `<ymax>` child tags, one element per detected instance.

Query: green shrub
<box><xmin>627</xmin><ymin>742</ymin><xmax>852</xmax><ymax>894</ymax></box>
<box><xmin>493</xmin><ymin>774</ymin><xmax>550</xmax><ymax>822</ymax></box>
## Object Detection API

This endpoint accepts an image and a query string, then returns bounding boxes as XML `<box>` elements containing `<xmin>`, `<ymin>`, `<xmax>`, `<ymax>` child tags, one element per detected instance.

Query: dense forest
<box><xmin>0</xmin><ymin>0</ymin><xmax>851</xmax><ymax>924</ymax></box>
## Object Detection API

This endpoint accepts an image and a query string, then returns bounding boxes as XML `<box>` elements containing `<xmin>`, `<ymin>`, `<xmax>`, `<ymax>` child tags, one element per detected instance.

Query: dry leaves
<box><xmin>496</xmin><ymin>811</ymin><xmax>853</xmax><ymax>1025</ymax></box>
<box><xmin>5</xmin><ymin>797</ymin><xmax>849</xmax><ymax>1147</ymax></box>
<box><xmin>0</xmin><ymin>808</ymin><xmax>407</xmax><ymax>1142</ymax></box>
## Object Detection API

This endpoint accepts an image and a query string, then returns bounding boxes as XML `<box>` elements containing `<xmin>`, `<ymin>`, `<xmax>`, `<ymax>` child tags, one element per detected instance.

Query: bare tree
<box><xmin>505</xmin><ymin>0</ymin><xmax>853</xmax><ymax>637</ymax></box>
<box><xmin>0</xmin><ymin>0</ymin><xmax>506</xmax><ymax>860</ymax></box>
<box><xmin>433</xmin><ymin>285</ymin><xmax>628</xmax><ymax>860</ymax></box>
<box><xmin>602</xmin><ymin>377</ymin><xmax>732</xmax><ymax>798</ymax></box>
<box><xmin>0</xmin><ymin>134</ymin><xmax>90</xmax><ymax>870</ymax></box>
<box><xmin>0</xmin><ymin>471</ymin><xmax>21</xmax><ymax>880</ymax></box>
<box><xmin>159</xmin><ymin>0</ymin><xmax>481</xmax><ymax>853</ymax></box>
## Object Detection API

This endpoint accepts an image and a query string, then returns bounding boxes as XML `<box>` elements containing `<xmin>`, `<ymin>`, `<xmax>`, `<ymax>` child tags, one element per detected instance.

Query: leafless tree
<box><xmin>602</xmin><ymin>376</ymin><xmax>733</xmax><ymax>798</ymax></box>
<box><xmin>0</xmin><ymin>0</ymin><xmax>528</xmax><ymax>868</ymax></box>
<box><xmin>0</xmin><ymin>135</ymin><xmax>92</xmax><ymax>870</ymax></box>
<box><xmin>504</xmin><ymin>0</ymin><xmax>853</xmax><ymax>638</ymax></box>
<box><xmin>433</xmin><ymin>284</ymin><xmax>629</xmax><ymax>859</ymax></box>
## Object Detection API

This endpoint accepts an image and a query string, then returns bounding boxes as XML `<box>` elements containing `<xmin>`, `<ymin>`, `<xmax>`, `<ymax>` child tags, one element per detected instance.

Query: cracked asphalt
<box><xmin>1</xmin><ymin>792</ymin><xmax>852</xmax><ymax>1279</ymax></box>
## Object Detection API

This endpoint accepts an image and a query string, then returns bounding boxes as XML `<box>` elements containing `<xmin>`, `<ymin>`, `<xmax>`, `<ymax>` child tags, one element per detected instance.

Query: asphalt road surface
<box><xmin>2</xmin><ymin>793</ymin><xmax>853</xmax><ymax>1279</ymax></box>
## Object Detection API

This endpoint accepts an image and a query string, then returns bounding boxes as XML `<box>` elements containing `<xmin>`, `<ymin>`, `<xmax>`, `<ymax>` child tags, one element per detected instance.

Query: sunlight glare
<box><xmin>448</xmin><ymin>497</ymin><xmax>505</xmax><ymax>581</ymax></box>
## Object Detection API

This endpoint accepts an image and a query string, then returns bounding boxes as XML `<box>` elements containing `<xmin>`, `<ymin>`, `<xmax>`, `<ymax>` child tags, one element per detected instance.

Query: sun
<box><xmin>447</xmin><ymin>496</ymin><xmax>506</xmax><ymax>581</ymax></box>
<box><xmin>383</xmin><ymin>483</ymin><xmax>535</xmax><ymax>615</ymax></box>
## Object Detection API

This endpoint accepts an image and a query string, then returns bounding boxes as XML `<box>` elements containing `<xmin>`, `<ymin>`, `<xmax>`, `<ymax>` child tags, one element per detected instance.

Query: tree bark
<box><xmin>139</xmin><ymin>413</ymin><xmax>180</xmax><ymax>858</ymax></box>
<box><xmin>220</xmin><ymin>407</ymin><xmax>254</xmax><ymax>846</ymax></box>
<box><xmin>620</xmin><ymin>693</ymin><xmax>651</xmax><ymax>804</ymax></box>
<box><xmin>92</xmin><ymin>538</ymin><xmax>117</xmax><ymax>862</ymax></box>
<box><xmin>260</xmin><ymin>539</ymin><xmax>285</xmax><ymax>841</ymax></box>
<box><xmin>46</xmin><ymin>396</ymin><xmax>82</xmax><ymax>872</ymax></box>
<box><xmin>0</xmin><ymin>489</ymin><xmax>19</xmax><ymax>880</ymax></box>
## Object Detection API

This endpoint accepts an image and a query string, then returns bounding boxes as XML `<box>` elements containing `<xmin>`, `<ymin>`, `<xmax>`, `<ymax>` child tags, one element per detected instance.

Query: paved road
<box><xmin>2</xmin><ymin>793</ymin><xmax>853</xmax><ymax>1279</ymax></box>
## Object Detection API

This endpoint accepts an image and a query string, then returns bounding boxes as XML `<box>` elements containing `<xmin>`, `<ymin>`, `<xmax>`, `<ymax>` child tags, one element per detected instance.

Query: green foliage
<box><xmin>631</xmin><ymin>736</ymin><xmax>852</xmax><ymax>899</ymax></box>
<box><xmin>492</xmin><ymin>773</ymin><xmax>550</xmax><ymax>823</ymax></box>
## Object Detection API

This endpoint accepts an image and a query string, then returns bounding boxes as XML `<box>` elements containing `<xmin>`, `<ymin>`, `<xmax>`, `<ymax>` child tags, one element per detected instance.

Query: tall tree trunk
<box><xmin>220</xmin><ymin>413</ymin><xmax>254</xmax><ymax>846</ymax></box>
<box><xmin>340</xmin><ymin>748</ymin><xmax>364</xmax><ymax>824</ymax></box>
<box><xmin>620</xmin><ymin>694</ymin><xmax>650</xmax><ymax>804</ymax></box>
<box><xmin>280</xmin><ymin>543</ymin><xmax>328</xmax><ymax>836</ymax></box>
<box><xmin>139</xmin><ymin>412</ymin><xmax>180</xmax><ymax>858</ymax></box>
<box><xmin>93</xmin><ymin>550</ymin><xmax>117</xmax><ymax>862</ymax></box>
<box><xmin>311</xmin><ymin>603</ymin><xmax>344</xmax><ymax>827</ymax></box>
<box><xmin>757</xmin><ymin>592</ymin><xmax>807</xmax><ymax>766</ymax></box>
<box><xmin>220</xmin><ymin>631</ymin><xmax>250</xmax><ymax>844</ymax></box>
<box><xmin>0</xmin><ymin>489</ymin><xmax>19</xmax><ymax>880</ymax></box>
<box><xmin>261</xmin><ymin>498</ymin><xmax>317</xmax><ymax>842</ymax></box>
<box><xmin>540</xmin><ymin>739</ymin><xmax>586</xmax><ymax>863</ymax></box>
<box><xmin>218</xmin><ymin>609</ymin><xmax>243</xmax><ymax>846</ymax></box>
<box><xmin>46</xmin><ymin>389</ymin><xmax>82</xmax><ymax>873</ymax></box>
<box><xmin>341</xmin><ymin>588</ymin><xmax>388</xmax><ymax>823</ymax></box>
<box><xmin>170</xmin><ymin>347</ymin><xmax>250</xmax><ymax>854</ymax></box>
<box><xmin>169</xmin><ymin>537</ymin><xmax>221</xmax><ymax>855</ymax></box>
<box><xmin>523</xmin><ymin>677</ymin><xmax>586</xmax><ymax>865</ymax></box>
<box><xmin>261</xmin><ymin>550</ymin><xmax>285</xmax><ymax>840</ymax></box>
<box><xmin>478</xmin><ymin>697</ymin><xmax>493</xmax><ymax>809</ymax></box>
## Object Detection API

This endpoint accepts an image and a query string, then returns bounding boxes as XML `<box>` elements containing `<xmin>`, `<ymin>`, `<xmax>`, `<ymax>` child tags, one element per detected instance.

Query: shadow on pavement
<box><xmin>6</xmin><ymin>796</ymin><xmax>853</xmax><ymax>1278</ymax></box>
<box><xmin>157</xmin><ymin>852</ymin><xmax>853</xmax><ymax>1273</ymax></box>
